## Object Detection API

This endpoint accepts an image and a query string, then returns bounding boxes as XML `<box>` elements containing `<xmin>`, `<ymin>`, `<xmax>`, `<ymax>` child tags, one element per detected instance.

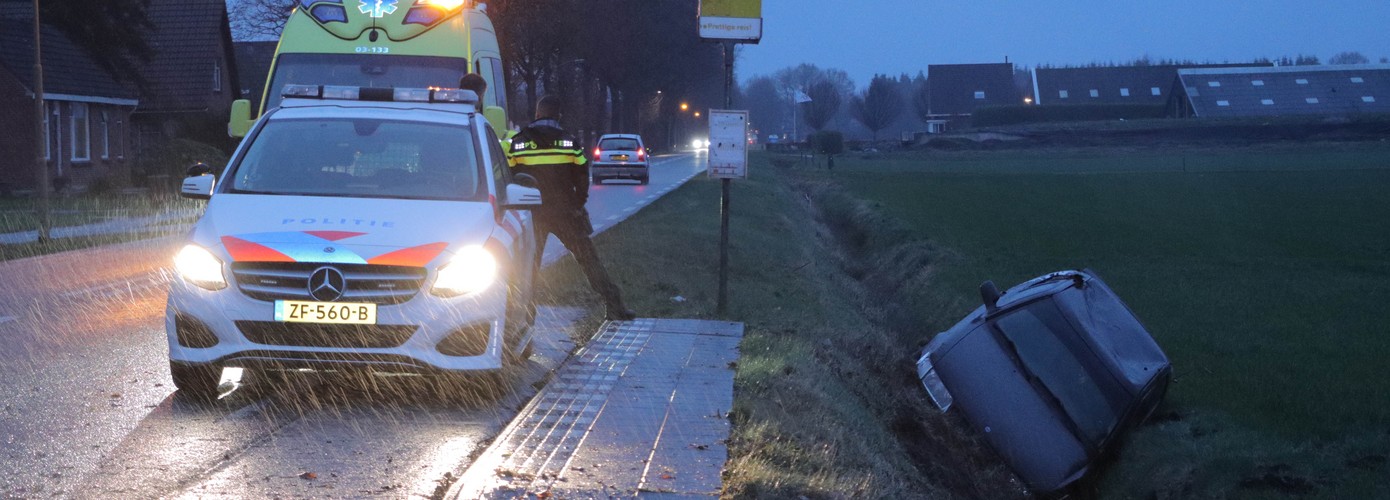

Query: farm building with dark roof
<box><xmin>927</xmin><ymin>63</ymin><xmax>1020</xmax><ymax>130</ymax></box>
<box><xmin>1174</xmin><ymin>65</ymin><xmax>1390</xmax><ymax>118</ymax></box>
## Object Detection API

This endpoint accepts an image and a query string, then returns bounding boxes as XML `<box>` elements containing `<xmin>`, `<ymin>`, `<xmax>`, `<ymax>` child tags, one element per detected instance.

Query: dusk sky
<box><xmin>737</xmin><ymin>0</ymin><xmax>1390</xmax><ymax>87</ymax></box>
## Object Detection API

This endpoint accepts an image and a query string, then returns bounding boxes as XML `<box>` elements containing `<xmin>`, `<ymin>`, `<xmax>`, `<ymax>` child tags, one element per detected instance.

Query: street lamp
<box><xmin>680</xmin><ymin>102</ymin><xmax>689</xmax><ymax>112</ymax></box>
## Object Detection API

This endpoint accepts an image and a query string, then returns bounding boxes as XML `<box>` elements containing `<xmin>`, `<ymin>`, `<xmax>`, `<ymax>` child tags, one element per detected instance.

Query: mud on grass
<box><xmin>537</xmin><ymin>156</ymin><xmax>1022</xmax><ymax>498</ymax></box>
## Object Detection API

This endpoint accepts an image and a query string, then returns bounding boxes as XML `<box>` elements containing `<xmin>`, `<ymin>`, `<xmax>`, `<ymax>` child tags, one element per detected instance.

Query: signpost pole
<box><xmin>717</xmin><ymin>41</ymin><xmax>734</xmax><ymax>315</ymax></box>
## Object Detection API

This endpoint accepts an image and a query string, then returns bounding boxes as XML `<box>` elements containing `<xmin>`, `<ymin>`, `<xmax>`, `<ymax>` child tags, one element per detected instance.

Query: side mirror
<box><xmin>501</xmin><ymin>184</ymin><xmax>542</xmax><ymax>210</ymax></box>
<box><xmin>512</xmin><ymin>173</ymin><xmax>538</xmax><ymax>189</ymax></box>
<box><xmin>980</xmin><ymin>280</ymin><xmax>1003</xmax><ymax>314</ymax></box>
<box><xmin>483</xmin><ymin>106</ymin><xmax>508</xmax><ymax>138</ymax></box>
<box><xmin>180</xmin><ymin>173</ymin><xmax>215</xmax><ymax>200</ymax></box>
<box><xmin>228</xmin><ymin>99</ymin><xmax>253</xmax><ymax>138</ymax></box>
<box><xmin>186</xmin><ymin>162</ymin><xmax>213</xmax><ymax>177</ymax></box>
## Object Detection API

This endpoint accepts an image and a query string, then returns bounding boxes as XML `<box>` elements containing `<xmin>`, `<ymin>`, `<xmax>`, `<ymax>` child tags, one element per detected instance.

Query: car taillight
<box><xmin>637</xmin><ymin>148</ymin><xmax>645</xmax><ymax>160</ymax></box>
<box><xmin>593</xmin><ymin>147</ymin><xmax>602</xmax><ymax>160</ymax></box>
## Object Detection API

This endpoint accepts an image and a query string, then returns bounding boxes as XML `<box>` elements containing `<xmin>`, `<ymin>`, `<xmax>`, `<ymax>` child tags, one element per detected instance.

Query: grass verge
<box><xmin>0</xmin><ymin>196</ymin><xmax>199</xmax><ymax>261</ymax></box>
<box><xmin>537</xmin><ymin>158</ymin><xmax>1024</xmax><ymax>498</ymax></box>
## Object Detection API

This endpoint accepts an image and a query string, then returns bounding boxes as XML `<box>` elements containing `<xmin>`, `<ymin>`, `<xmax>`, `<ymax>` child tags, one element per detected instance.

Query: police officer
<box><xmin>458</xmin><ymin>73</ymin><xmax>487</xmax><ymax>112</ymax></box>
<box><xmin>507</xmin><ymin>96</ymin><xmax>636</xmax><ymax>321</ymax></box>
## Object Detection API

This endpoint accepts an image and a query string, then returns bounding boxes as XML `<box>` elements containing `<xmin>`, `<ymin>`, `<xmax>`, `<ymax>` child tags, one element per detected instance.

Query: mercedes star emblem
<box><xmin>308</xmin><ymin>266</ymin><xmax>347</xmax><ymax>302</ymax></box>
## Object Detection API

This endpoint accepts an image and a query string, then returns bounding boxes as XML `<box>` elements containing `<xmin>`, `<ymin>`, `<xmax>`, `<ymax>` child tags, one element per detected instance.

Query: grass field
<box><xmin>825</xmin><ymin>142</ymin><xmax>1390</xmax><ymax>497</ymax></box>
<box><xmin>542</xmin><ymin>142</ymin><xmax>1390</xmax><ymax>498</ymax></box>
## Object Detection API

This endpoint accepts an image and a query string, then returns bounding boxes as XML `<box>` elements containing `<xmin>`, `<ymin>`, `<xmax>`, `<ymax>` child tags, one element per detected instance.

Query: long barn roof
<box><xmin>1178</xmin><ymin>64</ymin><xmax>1390</xmax><ymax>117</ymax></box>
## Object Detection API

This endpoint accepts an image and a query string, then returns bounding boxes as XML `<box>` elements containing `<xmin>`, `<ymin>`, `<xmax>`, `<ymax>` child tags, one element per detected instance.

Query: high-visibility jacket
<box><xmin>506</xmin><ymin>119</ymin><xmax>589</xmax><ymax>217</ymax></box>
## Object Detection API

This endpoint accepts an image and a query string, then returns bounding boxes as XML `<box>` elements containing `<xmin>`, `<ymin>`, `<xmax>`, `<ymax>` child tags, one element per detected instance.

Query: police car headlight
<box><xmin>432</xmin><ymin>246</ymin><xmax>498</xmax><ymax>297</ymax></box>
<box><xmin>174</xmin><ymin>245</ymin><xmax>227</xmax><ymax>290</ymax></box>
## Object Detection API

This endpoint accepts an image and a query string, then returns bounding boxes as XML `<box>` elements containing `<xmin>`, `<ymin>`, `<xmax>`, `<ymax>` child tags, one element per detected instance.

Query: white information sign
<box><xmin>698</xmin><ymin>16</ymin><xmax>763</xmax><ymax>41</ymax></box>
<box><xmin>708</xmin><ymin>110</ymin><xmax>749</xmax><ymax>179</ymax></box>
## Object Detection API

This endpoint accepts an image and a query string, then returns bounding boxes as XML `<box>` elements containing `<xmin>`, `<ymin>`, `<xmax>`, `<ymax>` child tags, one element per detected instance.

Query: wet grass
<box><xmin>818</xmin><ymin>143</ymin><xmax>1390</xmax><ymax>498</ymax></box>
<box><xmin>0</xmin><ymin>195</ymin><xmax>199</xmax><ymax>261</ymax></box>
<box><xmin>537</xmin><ymin>158</ymin><xmax>1020</xmax><ymax>498</ymax></box>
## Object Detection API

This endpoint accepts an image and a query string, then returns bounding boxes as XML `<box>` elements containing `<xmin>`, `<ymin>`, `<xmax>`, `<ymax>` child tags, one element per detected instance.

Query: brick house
<box><xmin>0</xmin><ymin>18</ymin><xmax>138</xmax><ymax>193</ymax></box>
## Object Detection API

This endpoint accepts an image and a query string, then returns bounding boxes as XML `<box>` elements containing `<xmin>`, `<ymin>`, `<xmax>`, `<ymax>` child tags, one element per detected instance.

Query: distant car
<box><xmin>166</xmin><ymin>85</ymin><xmax>542</xmax><ymax>397</ymax></box>
<box><xmin>591</xmin><ymin>134</ymin><xmax>649</xmax><ymax>185</ymax></box>
<box><xmin>916</xmin><ymin>269</ymin><xmax>1171</xmax><ymax>494</ymax></box>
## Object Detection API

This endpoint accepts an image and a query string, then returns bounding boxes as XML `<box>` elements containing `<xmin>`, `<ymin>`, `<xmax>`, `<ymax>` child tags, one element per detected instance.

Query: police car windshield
<box><xmin>263</xmin><ymin>54</ymin><xmax>468</xmax><ymax>111</ymax></box>
<box><xmin>228</xmin><ymin>118</ymin><xmax>486</xmax><ymax>202</ymax></box>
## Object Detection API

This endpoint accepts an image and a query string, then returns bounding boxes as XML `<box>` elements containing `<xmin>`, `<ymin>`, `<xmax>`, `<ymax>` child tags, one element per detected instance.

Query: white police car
<box><xmin>167</xmin><ymin>85</ymin><xmax>542</xmax><ymax>396</ymax></box>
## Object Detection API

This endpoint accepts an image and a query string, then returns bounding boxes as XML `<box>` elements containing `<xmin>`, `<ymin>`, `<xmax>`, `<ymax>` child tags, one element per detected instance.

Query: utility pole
<box><xmin>33</xmin><ymin>0</ymin><xmax>51</xmax><ymax>242</ymax></box>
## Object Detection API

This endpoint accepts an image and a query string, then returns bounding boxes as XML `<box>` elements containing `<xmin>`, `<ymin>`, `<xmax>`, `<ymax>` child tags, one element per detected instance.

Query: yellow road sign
<box><xmin>700</xmin><ymin>0</ymin><xmax>761</xmax><ymax>19</ymax></box>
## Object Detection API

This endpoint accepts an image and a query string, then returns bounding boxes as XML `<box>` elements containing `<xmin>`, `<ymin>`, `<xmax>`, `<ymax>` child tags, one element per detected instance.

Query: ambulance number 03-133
<box><xmin>355</xmin><ymin>46</ymin><xmax>390</xmax><ymax>54</ymax></box>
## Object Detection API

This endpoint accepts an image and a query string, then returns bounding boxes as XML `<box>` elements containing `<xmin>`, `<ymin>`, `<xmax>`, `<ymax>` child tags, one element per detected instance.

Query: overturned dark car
<box><xmin>916</xmin><ymin>270</ymin><xmax>1171</xmax><ymax>494</ymax></box>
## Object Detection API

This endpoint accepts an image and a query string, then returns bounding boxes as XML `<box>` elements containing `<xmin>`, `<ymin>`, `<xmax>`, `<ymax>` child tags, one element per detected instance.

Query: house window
<box><xmin>1261</xmin><ymin>99</ymin><xmax>1275</xmax><ymax>105</ymax></box>
<box><xmin>70</xmin><ymin>102</ymin><xmax>90</xmax><ymax>162</ymax></box>
<box><xmin>1089</xmin><ymin>89</ymin><xmax>1099</xmax><ymax>98</ymax></box>
<box><xmin>1350</xmin><ymin>77</ymin><xmax>1365</xmax><ymax>83</ymax></box>
<box><xmin>1208</xmin><ymin>81</ymin><xmax>1221</xmax><ymax>87</ymax></box>
<box><xmin>1059</xmin><ymin>90</ymin><xmax>1069</xmax><ymax>99</ymax></box>
<box><xmin>1216</xmin><ymin>100</ymin><xmax>1231</xmax><ymax>107</ymax></box>
<box><xmin>1296</xmin><ymin>79</ymin><xmax>1309</xmax><ymax>85</ymax></box>
<box><xmin>1151</xmin><ymin>87</ymin><xmax>1162</xmax><ymax>96</ymax></box>
<box><xmin>100</xmin><ymin>111</ymin><xmax>110</xmax><ymax>160</ymax></box>
<box><xmin>974</xmin><ymin>91</ymin><xmax>986</xmax><ymax>99</ymax></box>
<box><xmin>42</xmin><ymin>102</ymin><xmax>51</xmax><ymax>160</ymax></box>
<box><xmin>213</xmin><ymin>61</ymin><xmax>222</xmax><ymax>92</ymax></box>
<box><xmin>1120</xmin><ymin>88</ymin><xmax>1130</xmax><ymax>97</ymax></box>
<box><xmin>1306</xmin><ymin>98</ymin><xmax>1319</xmax><ymax>104</ymax></box>
<box><xmin>1252</xmin><ymin>80</ymin><xmax>1265</xmax><ymax>86</ymax></box>
<box><xmin>1364</xmin><ymin>96</ymin><xmax>1377</xmax><ymax>103</ymax></box>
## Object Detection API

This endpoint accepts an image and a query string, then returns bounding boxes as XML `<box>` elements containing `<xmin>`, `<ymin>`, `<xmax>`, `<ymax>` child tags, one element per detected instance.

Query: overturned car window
<box><xmin>230</xmin><ymin>119</ymin><xmax>484</xmax><ymax>201</ymax></box>
<box><xmin>995</xmin><ymin>300</ymin><xmax>1129</xmax><ymax>447</ymax></box>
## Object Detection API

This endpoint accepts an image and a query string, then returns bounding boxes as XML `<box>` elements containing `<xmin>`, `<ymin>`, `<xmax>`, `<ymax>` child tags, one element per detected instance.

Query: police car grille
<box><xmin>236</xmin><ymin>321</ymin><xmax>418</xmax><ymax>349</ymax></box>
<box><xmin>231</xmin><ymin>263</ymin><xmax>428</xmax><ymax>305</ymax></box>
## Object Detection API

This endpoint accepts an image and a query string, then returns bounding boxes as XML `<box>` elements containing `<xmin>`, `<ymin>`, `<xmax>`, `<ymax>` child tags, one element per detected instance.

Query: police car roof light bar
<box><xmin>280</xmin><ymin>85</ymin><xmax>479</xmax><ymax>106</ymax></box>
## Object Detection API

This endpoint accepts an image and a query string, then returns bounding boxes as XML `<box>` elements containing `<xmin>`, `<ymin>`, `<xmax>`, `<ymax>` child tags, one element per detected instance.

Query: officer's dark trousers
<box><xmin>534</xmin><ymin>213</ymin><xmax>626</xmax><ymax>310</ymax></box>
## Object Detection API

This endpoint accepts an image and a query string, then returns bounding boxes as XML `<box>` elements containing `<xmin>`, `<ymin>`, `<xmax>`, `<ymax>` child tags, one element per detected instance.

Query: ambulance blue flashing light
<box><xmin>280</xmin><ymin>84</ymin><xmax>479</xmax><ymax>104</ymax></box>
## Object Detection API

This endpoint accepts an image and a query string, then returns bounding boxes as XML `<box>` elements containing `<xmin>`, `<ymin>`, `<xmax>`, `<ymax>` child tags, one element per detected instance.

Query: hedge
<box><xmin>972</xmin><ymin>104</ymin><xmax>1168</xmax><ymax>127</ymax></box>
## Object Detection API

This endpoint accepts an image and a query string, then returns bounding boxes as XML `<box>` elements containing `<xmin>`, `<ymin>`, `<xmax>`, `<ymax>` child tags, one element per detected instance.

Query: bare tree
<box><xmin>229</xmin><ymin>0</ymin><xmax>295</xmax><ymax>40</ymax></box>
<box><xmin>1329</xmin><ymin>51</ymin><xmax>1370</xmax><ymax>65</ymax></box>
<box><xmin>850</xmin><ymin>75</ymin><xmax>904</xmax><ymax>141</ymax></box>
<box><xmin>802</xmin><ymin>81</ymin><xmax>841</xmax><ymax>132</ymax></box>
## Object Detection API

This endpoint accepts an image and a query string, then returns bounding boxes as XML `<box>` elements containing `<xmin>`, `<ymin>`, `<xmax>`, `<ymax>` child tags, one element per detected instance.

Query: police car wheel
<box><xmin>592</xmin><ymin>176</ymin><xmax>603</xmax><ymax>185</ymax></box>
<box><xmin>639</xmin><ymin>175</ymin><xmax>649</xmax><ymax>185</ymax></box>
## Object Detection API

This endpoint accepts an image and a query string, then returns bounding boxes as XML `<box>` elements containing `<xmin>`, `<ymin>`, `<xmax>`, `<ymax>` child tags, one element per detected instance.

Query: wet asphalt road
<box><xmin>0</xmin><ymin>153</ymin><xmax>704</xmax><ymax>498</ymax></box>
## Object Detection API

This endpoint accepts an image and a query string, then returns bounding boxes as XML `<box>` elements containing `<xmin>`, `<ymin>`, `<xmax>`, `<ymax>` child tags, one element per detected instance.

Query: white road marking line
<box><xmin>622</xmin><ymin>207</ymin><xmax>636</xmax><ymax>213</ymax></box>
<box><xmin>606</xmin><ymin>215</ymin><xmax>619</xmax><ymax>221</ymax></box>
<box><xmin>0</xmin><ymin>316</ymin><xmax>16</xmax><ymax>325</ymax></box>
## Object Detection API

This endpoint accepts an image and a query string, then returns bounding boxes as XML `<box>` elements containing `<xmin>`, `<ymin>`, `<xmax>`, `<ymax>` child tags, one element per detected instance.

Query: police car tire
<box><xmin>639</xmin><ymin>175</ymin><xmax>649</xmax><ymax>185</ymax></box>
<box><xmin>170</xmin><ymin>361</ymin><xmax>219</xmax><ymax>397</ymax></box>
<box><xmin>592</xmin><ymin>177</ymin><xmax>603</xmax><ymax>185</ymax></box>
